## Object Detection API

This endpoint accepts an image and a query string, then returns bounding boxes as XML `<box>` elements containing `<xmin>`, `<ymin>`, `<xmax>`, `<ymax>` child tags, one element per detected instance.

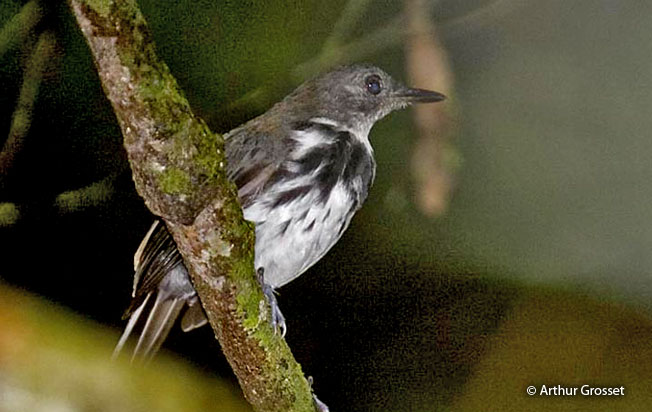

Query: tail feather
<box><xmin>181</xmin><ymin>299</ymin><xmax>208</xmax><ymax>332</ymax></box>
<box><xmin>113</xmin><ymin>291</ymin><xmax>191</xmax><ymax>362</ymax></box>
<box><xmin>112</xmin><ymin>294</ymin><xmax>151</xmax><ymax>360</ymax></box>
<box><xmin>133</xmin><ymin>294</ymin><xmax>186</xmax><ymax>361</ymax></box>
<box><xmin>114</xmin><ymin>221</ymin><xmax>207</xmax><ymax>362</ymax></box>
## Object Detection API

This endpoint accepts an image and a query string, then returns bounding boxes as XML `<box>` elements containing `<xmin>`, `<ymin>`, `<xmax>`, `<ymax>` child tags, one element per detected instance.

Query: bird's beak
<box><xmin>393</xmin><ymin>87</ymin><xmax>446</xmax><ymax>103</ymax></box>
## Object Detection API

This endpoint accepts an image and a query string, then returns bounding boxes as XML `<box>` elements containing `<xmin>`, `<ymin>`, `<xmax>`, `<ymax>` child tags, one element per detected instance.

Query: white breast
<box><xmin>244</xmin><ymin>180</ymin><xmax>357</xmax><ymax>288</ymax></box>
<box><xmin>240</xmin><ymin>120</ymin><xmax>375</xmax><ymax>288</ymax></box>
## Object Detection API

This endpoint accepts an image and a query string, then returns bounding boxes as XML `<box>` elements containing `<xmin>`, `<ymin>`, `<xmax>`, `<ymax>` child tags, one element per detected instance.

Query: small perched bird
<box><xmin>114</xmin><ymin>64</ymin><xmax>445</xmax><ymax>360</ymax></box>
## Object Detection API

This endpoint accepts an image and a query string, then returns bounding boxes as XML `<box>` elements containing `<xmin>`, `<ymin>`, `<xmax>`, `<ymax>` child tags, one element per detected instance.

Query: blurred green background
<box><xmin>2</xmin><ymin>0</ymin><xmax>652</xmax><ymax>411</ymax></box>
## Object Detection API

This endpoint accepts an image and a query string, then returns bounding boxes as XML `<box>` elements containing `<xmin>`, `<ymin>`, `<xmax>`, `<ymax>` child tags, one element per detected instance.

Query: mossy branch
<box><xmin>68</xmin><ymin>0</ymin><xmax>315</xmax><ymax>410</ymax></box>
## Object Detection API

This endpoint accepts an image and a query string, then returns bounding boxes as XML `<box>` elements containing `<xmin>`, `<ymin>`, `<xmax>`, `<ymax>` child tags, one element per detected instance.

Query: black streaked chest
<box><xmin>278</xmin><ymin>120</ymin><xmax>376</xmax><ymax>209</ymax></box>
<box><xmin>238</xmin><ymin>120</ymin><xmax>377</xmax><ymax>286</ymax></box>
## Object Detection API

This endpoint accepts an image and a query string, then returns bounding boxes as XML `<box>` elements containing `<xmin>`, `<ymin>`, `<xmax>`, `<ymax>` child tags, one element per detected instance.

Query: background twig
<box><xmin>0</xmin><ymin>0</ymin><xmax>42</xmax><ymax>60</ymax></box>
<box><xmin>0</xmin><ymin>30</ymin><xmax>54</xmax><ymax>181</ymax></box>
<box><xmin>404</xmin><ymin>0</ymin><xmax>459</xmax><ymax>216</ymax></box>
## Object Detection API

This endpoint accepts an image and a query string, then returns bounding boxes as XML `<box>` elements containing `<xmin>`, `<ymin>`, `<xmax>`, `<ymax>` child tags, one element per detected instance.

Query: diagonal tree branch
<box><xmin>68</xmin><ymin>1</ymin><xmax>315</xmax><ymax>411</ymax></box>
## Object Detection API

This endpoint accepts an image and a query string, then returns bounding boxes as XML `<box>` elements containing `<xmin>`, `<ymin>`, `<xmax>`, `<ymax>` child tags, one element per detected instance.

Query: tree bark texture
<box><xmin>68</xmin><ymin>1</ymin><xmax>316</xmax><ymax>410</ymax></box>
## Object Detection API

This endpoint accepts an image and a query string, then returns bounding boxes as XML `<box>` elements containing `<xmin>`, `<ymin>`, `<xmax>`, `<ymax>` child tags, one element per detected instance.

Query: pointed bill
<box><xmin>394</xmin><ymin>87</ymin><xmax>446</xmax><ymax>103</ymax></box>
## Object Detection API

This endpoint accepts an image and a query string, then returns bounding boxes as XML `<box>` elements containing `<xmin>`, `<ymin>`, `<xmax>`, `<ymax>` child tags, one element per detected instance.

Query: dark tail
<box><xmin>113</xmin><ymin>221</ymin><xmax>206</xmax><ymax>361</ymax></box>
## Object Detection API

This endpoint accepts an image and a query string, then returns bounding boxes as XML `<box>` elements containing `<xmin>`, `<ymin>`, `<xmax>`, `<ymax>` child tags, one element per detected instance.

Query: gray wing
<box><xmin>225</xmin><ymin>122</ymin><xmax>292</xmax><ymax>207</ymax></box>
<box><xmin>115</xmin><ymin>126</ymin><xmax>292</xmax><ymax>361</ymax></box>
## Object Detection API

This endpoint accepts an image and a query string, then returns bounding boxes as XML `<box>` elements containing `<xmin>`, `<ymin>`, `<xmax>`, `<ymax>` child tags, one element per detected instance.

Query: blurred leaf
<box><xmin>0</xmin><ymin>203</ymin><xmax>18</xmax><ymax>226</ymax></box>
<box><xmin>0</xmin><ymin>284</ymin><xmax>251</xmax><ymax>412</ymax></box>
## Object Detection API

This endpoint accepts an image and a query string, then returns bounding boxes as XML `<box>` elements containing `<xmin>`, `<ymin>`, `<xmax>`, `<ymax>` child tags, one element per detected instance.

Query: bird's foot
<box><xmin>257</xmin><ymin>267</ymin><xmax>287</xmax><ymax>337</ymax></box>
<box><xmin>308</xmin><ymin>376</ymin><xmax>330</xmax><ymax>412</ymax></box>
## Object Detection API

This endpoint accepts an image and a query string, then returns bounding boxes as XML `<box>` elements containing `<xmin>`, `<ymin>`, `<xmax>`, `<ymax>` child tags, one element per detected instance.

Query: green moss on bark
<box><xmin>158</xmin><ymin>167</ymin><xmax>191</xmax><ymax>195</ymax></box>
<box><xmin>71</xmin><ymin>0</ymin><xmax>317</xmax><ymax>409</ymax></box>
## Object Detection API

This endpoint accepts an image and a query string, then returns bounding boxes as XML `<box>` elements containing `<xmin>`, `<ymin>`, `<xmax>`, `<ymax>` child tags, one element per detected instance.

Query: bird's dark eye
<box><xmin>365</xmin><ymin>75</ymin><xmax>382</xmax><ymax>95</ymax></box>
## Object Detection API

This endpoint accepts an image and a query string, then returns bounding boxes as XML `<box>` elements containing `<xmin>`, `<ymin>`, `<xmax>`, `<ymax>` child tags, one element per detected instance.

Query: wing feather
<box><xmin>116</xmin><ymin>125</ymin><xmax>296</xmax><ymax>360</ymax></box>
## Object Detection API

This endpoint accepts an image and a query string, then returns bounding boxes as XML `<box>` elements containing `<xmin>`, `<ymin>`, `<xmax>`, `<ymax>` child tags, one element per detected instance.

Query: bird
<box><xmin>114</xmin><ymin>64</ymin><xmax>446</xmax><ymax>361</ymax></box>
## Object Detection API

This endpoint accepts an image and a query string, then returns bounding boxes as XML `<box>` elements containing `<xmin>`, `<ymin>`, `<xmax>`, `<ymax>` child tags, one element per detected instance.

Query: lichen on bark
<box><xmin>68</xmin><ymin>0</ymin><xmax>316</xmax><ymax>410</ymax></box>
